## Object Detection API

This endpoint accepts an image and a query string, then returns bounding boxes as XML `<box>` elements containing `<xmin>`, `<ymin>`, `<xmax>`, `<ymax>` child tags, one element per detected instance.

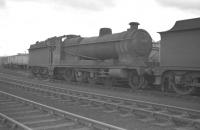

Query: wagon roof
<box><xmin>159</xmin><ymin>17</ymin><xmax>200</xmax><ymax>33</ymax></box>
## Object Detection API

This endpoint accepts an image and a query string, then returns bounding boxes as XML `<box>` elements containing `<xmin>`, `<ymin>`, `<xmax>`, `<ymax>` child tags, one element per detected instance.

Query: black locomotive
<box><xmin>2</xmin><ymin>18</ymin><xmax>200</xmax><ymax>95</ymax></box>
<box><xmin>29</xmin><ymin>22</ymin><xmax>153</xmax><ymax>89</ymax></box>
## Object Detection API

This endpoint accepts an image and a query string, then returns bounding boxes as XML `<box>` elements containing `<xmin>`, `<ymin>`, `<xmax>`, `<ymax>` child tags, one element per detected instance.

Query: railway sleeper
<box><xmin>2</xmin><ymin>76</ymin><xmax>200</xmax><ymax>130</ymax></box>
<box><xmin>2</xmin><ymin>109</ymin><xmax>38</xmax><ymax>115</ymax></box>
<box><xmin>5</xmin><ymin>78</ymin><xmax>200</xmax><ymax>125</ymax></box>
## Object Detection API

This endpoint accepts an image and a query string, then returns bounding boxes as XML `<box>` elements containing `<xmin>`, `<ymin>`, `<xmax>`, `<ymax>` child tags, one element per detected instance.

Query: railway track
<box><xmin>0</xmin><ymin>91</ymin><xmax>125</xmax><ymax>130</ymax></box>
<box><xmin>1</xmin><ymin>69</ymin><xmax>200</xmax><ymax>101</ymax></box>
<box><xmin>0</xmin><ymin>75</ymin><xmax>200</xmax><ymax>130</ymax></box>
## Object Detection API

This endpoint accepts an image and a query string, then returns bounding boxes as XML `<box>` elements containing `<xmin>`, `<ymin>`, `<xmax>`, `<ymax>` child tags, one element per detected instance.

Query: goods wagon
<box><xmin>29</xmin><ymin>22</ymin><xmax>153</xmax><ymax>89</ymax></box>
<box><xmin>0</xmin><ymin>57</ymin><xmax>3</xmax><ymax>66</ymax></box>
<box><xmin>157</xmin><ymin>17</ymin><xmax>200</xmax><ymax>94</ymax></box>
<box><xmin>1</xmin><ymin>56</ymin><xmax>8</xmax><ymax>67</ymax></box>
<box><xmin>1</xmin><ymin>53</ymin><xmax>29</xmax><ymax>69</ymax></box>
<box><xmin>0</xmin><ymin>57</ymin><xmax>5</xmax><ymax>66</ymax></box>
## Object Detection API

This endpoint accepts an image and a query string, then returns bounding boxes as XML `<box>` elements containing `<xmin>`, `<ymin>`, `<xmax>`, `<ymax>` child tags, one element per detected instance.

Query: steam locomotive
<box><xmin>29</xmin><ymin>22</ymin><xmax>153</xmax><ymax>90</ymax></box>
<box><xmin>2</xmin><ymin>18</ymin><xmax>200</xmax><ymax>95</ymax></box>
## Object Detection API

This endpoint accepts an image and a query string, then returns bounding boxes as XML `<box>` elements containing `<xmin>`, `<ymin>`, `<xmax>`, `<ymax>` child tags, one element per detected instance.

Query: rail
<box><xmin>0</xmin><ymin>90</ymin><xmax>126</xmax><ymax>130</ymax></box>
<box><xmin>0</xmin><ymin>74</ymin><xmax>200</xmax><ymax>130</ymax></box>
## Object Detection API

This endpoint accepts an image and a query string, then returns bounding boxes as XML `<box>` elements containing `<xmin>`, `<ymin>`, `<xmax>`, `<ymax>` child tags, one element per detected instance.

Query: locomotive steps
<box><xmin>0</xmin><ymin>75</ymin><xmax>200</xmax><ymax>130</ymax></box>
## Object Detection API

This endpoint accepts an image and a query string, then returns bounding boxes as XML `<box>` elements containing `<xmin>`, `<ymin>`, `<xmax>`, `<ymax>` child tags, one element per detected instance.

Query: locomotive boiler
<box><xmin>73</xmin><ymin>22</ymin><xmax>152</xmax><ymax>62</ymax></box>
<box><xmin>29</xmin><ymin>22</ymin><xmax>153</xmax><ymax>89</ymax></box>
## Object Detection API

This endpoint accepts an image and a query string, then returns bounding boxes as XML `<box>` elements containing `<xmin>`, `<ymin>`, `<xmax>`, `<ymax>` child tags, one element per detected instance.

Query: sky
<box><xmin>0</xmin><ymin>0</ymin><xmax>199</xmax><ymax>56</ymax></box>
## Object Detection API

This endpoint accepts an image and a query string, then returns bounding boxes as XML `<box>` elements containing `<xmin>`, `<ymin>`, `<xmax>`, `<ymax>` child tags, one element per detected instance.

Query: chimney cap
<box><xmin>129</xmin><ymin>22</ymin><xmax>140</xmax><ymax>26</ymax></box>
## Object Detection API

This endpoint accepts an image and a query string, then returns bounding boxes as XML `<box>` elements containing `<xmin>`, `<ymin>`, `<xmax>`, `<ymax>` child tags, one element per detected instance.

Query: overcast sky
<box><xmin>0</xmin><ymin>0</ymin><xmax>199</xmax><ymax>56</ymax></box>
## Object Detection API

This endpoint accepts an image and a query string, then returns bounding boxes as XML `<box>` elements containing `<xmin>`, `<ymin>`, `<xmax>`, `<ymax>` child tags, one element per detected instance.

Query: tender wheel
<box><xmin>54</xmin><ymin>69</ymin><xmax>63</xmax><ymax>79</ymax></box>
<box><xmin>75</xmin><ymin>71</ymin><xmax>83</xmax><ymax>82</ymax></box>
<box><xmin>161</xmin><ymin>71</ymin><xmax>175</xmax><ymax>92</ymax></box>
<box><xmin>74</xmin><ymin>71</ymin><xmax>89</xmax><ymax>83</ymax></box>
<box><xmin>104</xmin><ymin>78</ymin><xmax>115</xmax><ymax>87</ymax></box>
<box><xmin>128</xmin><ymin>71</ymin><xmax>140</xmax><ymax>90</ymax></box>
<box><xmin>41</xmin><ymin>68</ymin><xmax>48</xmax><ymax>79</ymax></box>
<box><xmin>172</xmin><ymin>73</ymin><xmax>196</xmax><ymax>95</ymax></box>
<box><xmin>33</xmin><ymin>68</ymin><xmax>41</xmax><ymax>78</ymax></box>
<box><xmin>63</xmin><ymin>69</ymin><xmax>75</xmax><ymax>82</ymax></box>
<box><xmin>82</xmin><ymin>72</ymin><xmax>89</xmax><ymax>83</ymax></box>
<box><xmin>87</xmin><ymin>72</ymin><xmax>97</xmax><ymax>85</ymax></box>
<box><xmin>139</xmin><ymin>76</ymin><xmax>148</xmax><ymax>89</ymax></box>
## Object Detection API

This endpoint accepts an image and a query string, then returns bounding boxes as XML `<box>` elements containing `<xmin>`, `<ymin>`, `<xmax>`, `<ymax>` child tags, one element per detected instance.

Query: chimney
<box><xmin>129</xmin><ymin>22</ymin><xmax>140</xmax><ymax>30</ymax></box>
<box><xmin>99</xmin><ymin>28</ymin><xmax>112</xmax><ymax>36</ymax></box>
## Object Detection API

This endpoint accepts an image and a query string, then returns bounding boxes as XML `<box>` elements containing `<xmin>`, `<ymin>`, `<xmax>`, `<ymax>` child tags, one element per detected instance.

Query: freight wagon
<box><xmin>1</xmin><ymin>53</ymin><xmax>29</xmax><ymax>69</ymax></box>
